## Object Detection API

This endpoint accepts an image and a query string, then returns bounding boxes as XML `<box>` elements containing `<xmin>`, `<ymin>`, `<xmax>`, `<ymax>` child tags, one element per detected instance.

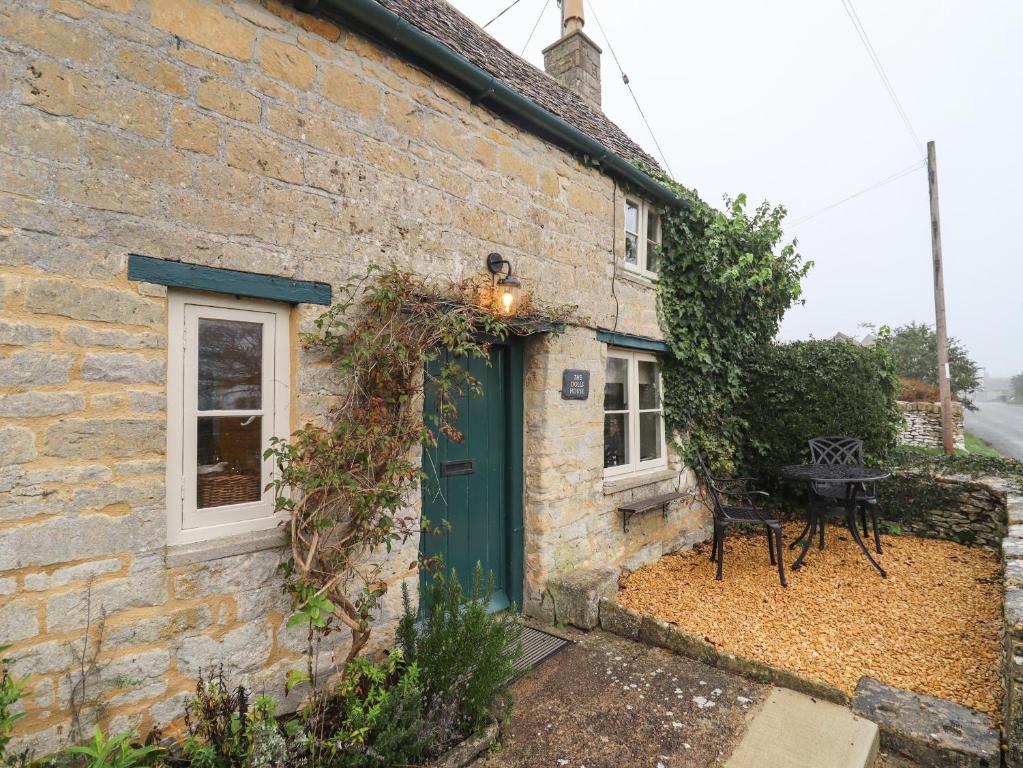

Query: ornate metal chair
<box><xmin>802</xmin><ymin>436</ymin><xmax>882</xmax><ymax>554</ymax></box>
<box><xmin>694</xmin><ymin>450</ymin><xmax>786</xmax><ymax>587</ymax></box>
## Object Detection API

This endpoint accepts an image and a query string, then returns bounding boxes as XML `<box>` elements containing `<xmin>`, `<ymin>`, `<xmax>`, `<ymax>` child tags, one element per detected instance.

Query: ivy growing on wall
<box><xmin>648</xmin><ymin>171</ymin><xmax>811</xmax><ymax>469</ymax></box>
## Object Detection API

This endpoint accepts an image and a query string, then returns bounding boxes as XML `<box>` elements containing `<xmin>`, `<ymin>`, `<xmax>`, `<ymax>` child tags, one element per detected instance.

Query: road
<box><xmin>966</xmin><ymin>402</ymin><xmax>1023</xmax><ymax>460</ymax></box>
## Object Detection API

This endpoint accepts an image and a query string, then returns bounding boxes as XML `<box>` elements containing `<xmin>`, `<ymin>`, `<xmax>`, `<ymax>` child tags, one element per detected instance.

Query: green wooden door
<box><xmin>421</xmin><ymin>342</ymin><xmax>523</xmax><ymax>612</ymax></box>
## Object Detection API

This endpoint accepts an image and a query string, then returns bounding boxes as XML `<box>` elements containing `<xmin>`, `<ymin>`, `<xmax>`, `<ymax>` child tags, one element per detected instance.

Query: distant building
<box><xmin>976</xmin><ymin>377</ymin><xmax>1013</xmax><ymax>402</ymax></box>
<box><xmin>831</xmin><ymin>332</ymin><xmax>877</xmax><ymax>347</ymax></box>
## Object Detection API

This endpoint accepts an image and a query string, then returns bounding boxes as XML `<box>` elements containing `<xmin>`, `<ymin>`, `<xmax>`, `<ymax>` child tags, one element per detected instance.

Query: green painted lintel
<box><xmin>127</xmin><ymin>254</ymin><xmax>331</xmax><ymax>306</ymax></box>
<box><xmin>596</xmin><ymin>329</ymin><xmax>670</xmax><ymax>353</ymax></box>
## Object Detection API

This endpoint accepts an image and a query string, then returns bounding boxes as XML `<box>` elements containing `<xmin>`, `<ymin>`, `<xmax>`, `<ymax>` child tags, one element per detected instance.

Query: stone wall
<box><xmin>897</xmin><ymin>401</ymin><xmax>965</xmax><ymax>450</ymax></box>
<box><xmin>542</xmin><ymin>29</ymin><xmax>602</xmax><ymax>110</ymax></box>
<box><xmin>1000</xmin><ymin>490</ymin><xmax>1023</xmax><ymax>766</ymax></box>
<box><xmin>521</xmin><ymin>329</ymin><xmax>709</xmax><ymax>617</ymax></box>
<box><xmin>0</xmin><ymin>0</ymin><xmax>704</xmax><ymax>754</ymax></box>
<box><xmin>882</xmin><ymin>473</ymin><xmax>1008</xmax><ymax>549</ymax></box>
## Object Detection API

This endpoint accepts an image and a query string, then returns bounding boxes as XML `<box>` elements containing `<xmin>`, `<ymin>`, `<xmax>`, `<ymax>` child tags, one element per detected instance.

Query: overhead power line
<box><xmin>839</xmin><ymin>0</ymin><xmax>925</xmax><ymax>156</ymax></box>
<box><xmin>787</xmin><ymin>160</ymin><xmax>926</xmax><ymax>229</ymax></box>
<box><xmin>520</xmin><ymin>0</ymin><xmax>552</xmax><ymax>56</ymax></box>
<box><xmin>584</xmin><ymin>0</ymin><xmax>675</xmax><ymax>179</ymax></box>
<box><xmin>484</xmin><ymin>0</ymin><xmax>524</xmax><ymax>29</ymax></box>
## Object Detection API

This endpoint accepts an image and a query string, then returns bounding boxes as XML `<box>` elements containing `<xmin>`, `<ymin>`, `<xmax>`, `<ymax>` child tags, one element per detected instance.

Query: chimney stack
<box><xmin>542</xmin><ymin>0</ymin><xmax>602</xmax><ymax>110</ymax></box>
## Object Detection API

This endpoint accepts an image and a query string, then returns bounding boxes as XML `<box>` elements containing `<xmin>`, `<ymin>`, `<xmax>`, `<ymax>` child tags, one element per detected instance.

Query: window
<box><xmin>624</xmin><ymin>198</ymin><xmax>662</xmax><ymax>276</ymax></box>
<box><xmin>603</xmin><ymin>349</ymin><xmax>666</xmax><ymax>477</ymax></box>
<box><xmin>166</xmin><ymin>291</ymin><xmax>290</xmax><ymax>545</ymax></box>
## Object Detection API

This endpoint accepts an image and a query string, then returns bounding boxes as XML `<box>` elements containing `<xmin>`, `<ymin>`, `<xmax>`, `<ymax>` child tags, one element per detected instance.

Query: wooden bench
<box><xmin>618</xmin><ymin>491</ymin><xmax>687</xmax><ymax>533</ymax></box>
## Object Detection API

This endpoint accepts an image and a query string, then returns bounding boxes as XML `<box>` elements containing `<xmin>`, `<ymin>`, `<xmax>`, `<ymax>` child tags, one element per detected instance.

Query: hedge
<box><xmin>738</xmin><ymin>340</ymin><xmax>902</xmax><ymax>482</ymax></box>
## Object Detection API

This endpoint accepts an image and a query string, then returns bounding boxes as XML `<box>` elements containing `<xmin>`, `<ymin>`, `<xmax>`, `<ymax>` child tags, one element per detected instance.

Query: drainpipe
<box><xmin>317</xmin><ymin>0</ymin><xmax>685</xmax><ymax>209</ymax></box>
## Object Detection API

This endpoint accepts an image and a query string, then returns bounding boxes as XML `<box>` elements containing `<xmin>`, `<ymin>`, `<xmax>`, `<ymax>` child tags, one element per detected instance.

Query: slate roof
<box><xmin>375</xmin><ymin>0</ymin><xmax>661</xmax><ymax>169</ymax></box>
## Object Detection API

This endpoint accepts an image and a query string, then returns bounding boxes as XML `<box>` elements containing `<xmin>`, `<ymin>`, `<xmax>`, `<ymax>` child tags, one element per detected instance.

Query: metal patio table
<box><xmin>780</xmin><ymin>464</ymin><xmax>891</xmax><ymax>578</ymax></box>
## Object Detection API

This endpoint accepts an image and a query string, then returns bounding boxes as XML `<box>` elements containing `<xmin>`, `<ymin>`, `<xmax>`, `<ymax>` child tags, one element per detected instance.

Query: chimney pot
<box><xmin>562</xmin><ymin>0</ymin><xmax>584</xmax><ymax>34</ymax></box>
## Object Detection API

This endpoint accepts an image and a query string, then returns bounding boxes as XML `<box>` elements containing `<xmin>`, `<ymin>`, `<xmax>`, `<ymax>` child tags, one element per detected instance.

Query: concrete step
<box><xmin>726</xmin><ymin>686</ymin><xmax>879</xmax><ymax>768</ymax></box>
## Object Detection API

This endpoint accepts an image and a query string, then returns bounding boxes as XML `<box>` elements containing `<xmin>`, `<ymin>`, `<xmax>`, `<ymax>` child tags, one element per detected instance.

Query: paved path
<box><xmin>966</xmin><ymin>402</ymin><xmax>1023</xmax><ymax>459</ymax></box>
<box><xmin>475</xmin><ymin>628</ymin><xmax>764</xmax><ymax>767</ymax></box>
<box><xmin>473</xmin><ymin>627</ymin><xmax>917</xmax><ymax>768</ymax></box>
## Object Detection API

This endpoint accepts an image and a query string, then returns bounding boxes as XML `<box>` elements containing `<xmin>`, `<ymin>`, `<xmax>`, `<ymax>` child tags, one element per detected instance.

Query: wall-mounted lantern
<box><xmin>486</xmin><ymin>252</ymin><xmax>521</xmax><ymax>315</ymax></box>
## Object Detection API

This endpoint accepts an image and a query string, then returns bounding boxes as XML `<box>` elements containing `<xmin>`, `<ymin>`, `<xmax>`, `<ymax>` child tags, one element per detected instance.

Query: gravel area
<box><xmin>618</xmin><ymin>523</ymin><xmax>1003</xmax><ymax>722</ymax></box>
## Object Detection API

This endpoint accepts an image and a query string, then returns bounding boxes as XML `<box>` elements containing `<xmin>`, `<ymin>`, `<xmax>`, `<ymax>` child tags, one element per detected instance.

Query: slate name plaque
<box><xmin>561</xmin><ymin>369</ymin><xmax>590</xmax><ymax>400</ymax></box>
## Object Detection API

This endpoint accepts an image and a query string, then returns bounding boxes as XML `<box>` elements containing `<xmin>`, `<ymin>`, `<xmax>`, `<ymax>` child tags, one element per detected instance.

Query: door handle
<box><xmin>440</xmin><ymin>459</ymin><xmax>476</xmax><ymax>477</ymax></box>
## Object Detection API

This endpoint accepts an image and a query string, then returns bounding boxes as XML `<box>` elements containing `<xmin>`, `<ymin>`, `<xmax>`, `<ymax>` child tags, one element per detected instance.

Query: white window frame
<box><xmin>603</xmin><ymin>348</ymin><xmax>667</xmax><ymax>479</ymax></box>
<box><xmin>624</xmin><ymin>198</ymin><xmax>662</xmax><ymax>278</ymax></box>
<box><xmin>166</xmin><ymin>290</ymin><xmax>290</xmax><ymax>545</ymax></box>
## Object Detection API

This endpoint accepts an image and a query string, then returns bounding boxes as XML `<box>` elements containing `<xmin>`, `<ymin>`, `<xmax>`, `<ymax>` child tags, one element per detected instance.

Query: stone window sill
<box><xmin>619</xmin><ymin>265</ymin><xmax>657</xmax><ymax>289</ymax></box>
<box><xmin>165</xmin><ymin>527</ymin><xmax>286</xmax><ymax>567</ymax></box>
<box><xmin>603</xmin><ymin>467</ymin><xmax>678</xmax><ymax>496</ymax></box>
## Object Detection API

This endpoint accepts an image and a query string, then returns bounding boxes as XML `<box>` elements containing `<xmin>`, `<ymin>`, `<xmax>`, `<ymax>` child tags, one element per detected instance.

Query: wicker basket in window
<box><xmin>197</xmin><ymin>472</ymin><xmax>261</xmax><ymax>508</ymax></box>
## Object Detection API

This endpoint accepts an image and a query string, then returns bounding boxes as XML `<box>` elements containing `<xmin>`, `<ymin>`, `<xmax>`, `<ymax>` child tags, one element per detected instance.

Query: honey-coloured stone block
<box><xmin>259</xmin><ymin>36</ymin><xmax>315</xmax><ymax>89</ymax></box>
<box><xmin>150</xmin><ymin>0</ymin><xmax>255</xmax><ymax>61</ymax></box>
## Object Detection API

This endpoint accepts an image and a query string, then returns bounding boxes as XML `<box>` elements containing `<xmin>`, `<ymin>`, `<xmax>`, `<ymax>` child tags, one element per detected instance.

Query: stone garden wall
<box><xmin>1001</xmin><ymin>491</ymin><xmax>1023</xmax><ymax>766</ymax></box>
<box><xmin>882</xmin><ymin>473</ymin><xmax>1008</xmax><ymax>549</ymax></box>
<box><xmin>897</xmin><ymin>400</ymin><xmax>965</xmax><ymax>450</ymax></box>
<box><xmin>0</xmin><ymin>0</ymin><xmax>705</xmax><ymax>755</ymax></box>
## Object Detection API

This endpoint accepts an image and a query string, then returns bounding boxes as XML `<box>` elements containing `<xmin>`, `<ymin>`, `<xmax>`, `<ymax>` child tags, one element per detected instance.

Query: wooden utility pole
<box><xmin>927</xmin><ymin>140</ymin><xmax>955</xmax><ymax>455</ymax></box>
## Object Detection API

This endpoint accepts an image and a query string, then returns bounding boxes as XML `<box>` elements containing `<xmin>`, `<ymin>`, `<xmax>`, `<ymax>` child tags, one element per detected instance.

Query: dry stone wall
<box><xmin>897</xmin><ymin>401</ymin><xmax>965</xmax><ymax>450</ymax></box>
<box><xmin>882</xmin><ymin>473</ymin><xmax>1008</xmax><ymax>549</ymax></box>
<box><xmin>0</xmin><ymin>0</ymin><xmax>703</xmax><ymax>754</ymax></box>
<box><xmin>1002</xmin><ymin>491</ymin><xmax>1023</xmax><ymax>766</ymax></box>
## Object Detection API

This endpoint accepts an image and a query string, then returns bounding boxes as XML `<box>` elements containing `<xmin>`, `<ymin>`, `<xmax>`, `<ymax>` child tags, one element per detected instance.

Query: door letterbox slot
<box><xmin>440</xmin><ymin>459</ymin><xmax>476</xmax><ymax>477</ymax></box>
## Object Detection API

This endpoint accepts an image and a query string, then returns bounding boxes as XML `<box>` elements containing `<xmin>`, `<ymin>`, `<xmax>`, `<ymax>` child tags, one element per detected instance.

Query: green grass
<box><xmin>898</xmin><ymin>433</ymin><xmax>1002</xmax><ymax>458</ymax></box>
<box><xmin>964</xmin><ymin>431</ymin><xmax>1002</xmax><ymax>458</ymax></box>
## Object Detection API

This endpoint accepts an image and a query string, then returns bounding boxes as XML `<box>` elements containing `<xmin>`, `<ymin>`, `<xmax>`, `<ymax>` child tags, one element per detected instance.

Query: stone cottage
<box><xmin>0</xmin><ymin>0</ymin><xmax>708</xmax><ymax>752</ymax></box>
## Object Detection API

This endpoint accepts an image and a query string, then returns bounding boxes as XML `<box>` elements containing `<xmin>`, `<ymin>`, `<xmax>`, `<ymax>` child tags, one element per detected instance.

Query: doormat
<box><xmin>515</xmin><ymin>625</ymin><xmax>571</xmax><ymax>674</ymax></box>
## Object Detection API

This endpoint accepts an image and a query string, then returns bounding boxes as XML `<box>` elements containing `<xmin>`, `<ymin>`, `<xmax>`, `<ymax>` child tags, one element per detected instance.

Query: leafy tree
<box><xmin>878</xmin><ymin>322</ymin><xmax>980</xmax><ymax>408</ymax></box>
<box><xmin>1013</xmin><ymin>373</ymin><xmax>1023</xmax><ymax>403</ymax></box>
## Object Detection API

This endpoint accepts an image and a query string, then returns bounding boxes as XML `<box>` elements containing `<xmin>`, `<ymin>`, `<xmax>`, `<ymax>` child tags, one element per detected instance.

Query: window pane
<box><xmin>646</xmin><ymin>241</ymin><xmax>661</xmax><ymax>273</ymax></box>
<box><xmin>625</xmin><ymin>233</ymin><xmax>639</xmax><ymax>265</ymax></box>
<box><xmin>604</xmin><ymin>413</ymin><xmax>629</xmax><ymax>468</ymax></box>
<box><xmin>639</xmin><ymin>412</ymin><xmax>662</xmax><ymax>462</ymax></box>
<box><xmin>604</xmin><ymin>357</ymin><xmax>629</xmax><ymax>410</ymax></box>
<box><xmin>198</xmin><ymin>318</ymin><xmax>263</xmax><ymax>411</ymax></box>
<box><xmin>638</xmin><ymin>360</ymin><xmax>660</xmax><ymax>409</ymax></box>
<box><xmin>196</xmin><ymin>416</ymin><xmax>262</xmax><ymax>508</ymax></box>
<box><xmin>647</xmin><ymin>210</ymin><xmax>660</xmax><ymax>243</ymax></box>
<box><xmin>625</xmin><ymin>201</ymin><xmax>639</xmax><ymax>234</ymax></box>
<box><xmin>646</xmin><ymin>212</ymin><xmax>661</xmax><ymax>272</ymax></box>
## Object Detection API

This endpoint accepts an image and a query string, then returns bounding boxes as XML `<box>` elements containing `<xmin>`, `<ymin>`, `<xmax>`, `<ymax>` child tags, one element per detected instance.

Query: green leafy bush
<box><xmin>312</xmin><ymin>651</ymin><xmax>427</xmax><ymax>768</ymax></box>
<box><xmin>182</xmin><ymin>670</ymin><xmax>291</xmax><ymax>768</ymax></box>
<box><xmin>180</xmin><ymin>654</ymin><xmax>428</xmax><ymax>768</ymax></box>
<box><xmin>1</xmin><ymin>646</ymin><xmax>30</xmax><ymax>768</ymax></box>
<box><xmin>397</xmin><ymin>566</ymin><xmax>522</xmax><ymax>748</ymax></box>
<box><xmin>3</xmin><ymin>574</ymin><xmax>522</xmax><ymax>768</ymax></box>
<box><xmin>738</xmin><ymin>339</ymin><xmax>902</xmax><ymax>482</ymax></box>
<box><xmin>62</xmin><ymin>727</ymin><xmax>164</xmax><ymax>768</ymax></box>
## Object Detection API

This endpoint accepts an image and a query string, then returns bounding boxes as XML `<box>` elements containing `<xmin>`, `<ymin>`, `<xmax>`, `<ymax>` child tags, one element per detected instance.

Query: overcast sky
<box><xmin>448</xmin><ymin>0</ymin><xmax>1023</xmax><ymax>377</ymax></box>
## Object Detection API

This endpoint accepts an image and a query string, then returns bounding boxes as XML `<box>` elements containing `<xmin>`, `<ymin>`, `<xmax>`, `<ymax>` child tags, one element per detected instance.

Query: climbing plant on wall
<box><xmin>265</xmin><ymin>267</ymin><xmax>571</xmax><ymax>686</ymax></box>
<box><xmin>647</xmin><ymin>172</ymin><xmax>811</xmax><ymax>470</ymax></box>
